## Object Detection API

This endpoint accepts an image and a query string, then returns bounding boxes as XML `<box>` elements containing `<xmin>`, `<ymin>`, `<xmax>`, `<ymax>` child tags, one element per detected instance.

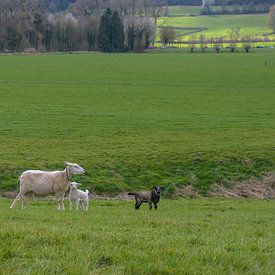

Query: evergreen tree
<box><xmin>97</xmin><ymin>8</ymin><xmax>113</xmax><ymax>52</ymax></box>
<box><xmin>111</xmin><ymin>11</ymin><xmax>124</xmax><ymax>52</ymax></box>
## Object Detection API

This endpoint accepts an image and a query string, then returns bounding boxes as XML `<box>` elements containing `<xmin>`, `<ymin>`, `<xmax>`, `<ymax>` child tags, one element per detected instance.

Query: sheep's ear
<box><xmin>64</xmin><ymin>161</ymin><xmax>71</xmax><ymax>166</ymax></box>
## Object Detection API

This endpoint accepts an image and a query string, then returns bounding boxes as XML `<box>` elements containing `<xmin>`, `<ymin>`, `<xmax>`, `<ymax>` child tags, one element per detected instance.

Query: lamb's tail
<box><xmin>128</xmin><ymin>192</ymin><xmax>136</xmax><ymax>196</ymax></box>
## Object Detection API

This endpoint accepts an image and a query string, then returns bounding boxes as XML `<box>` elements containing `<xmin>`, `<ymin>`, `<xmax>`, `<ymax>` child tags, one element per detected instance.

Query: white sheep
<box><xmin>10</xmin><ymin>162</ymin><xmax>85</xmax><ymax>210</ymax></box>
<box><xmin>69</xmin><ymin>182</ymin><xmax>89</xmax><ymax>211</ymax></box>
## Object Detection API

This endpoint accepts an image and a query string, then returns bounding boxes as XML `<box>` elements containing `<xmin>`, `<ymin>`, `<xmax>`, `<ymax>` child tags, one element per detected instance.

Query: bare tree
<box><xmin>227</xmin><ymin>27</ymin><xmax>241</xmax><ymax>52</ymax></box>
<box><xmin>268</xmin><ymin>5</ymin><xmax>275</xmax><ymax>34</ymax></box>
<box><xmin>202</xmin><ymin>0</ymin><xmax>214</xmax><ymax>13</ymax></box>
<box><xmin>189</xmin><ymin>34</ymin><xmax>197</xmax><ymax>53</ymax></box>
<box><xmin>242</xmin><ymin>35</ymin><xmax>252</xmax><ymax>53</ymax></box>
<box><xmin>160</xmin><ymin>26</ymin><xmax>176</xmax><ymax>46</ymax></box>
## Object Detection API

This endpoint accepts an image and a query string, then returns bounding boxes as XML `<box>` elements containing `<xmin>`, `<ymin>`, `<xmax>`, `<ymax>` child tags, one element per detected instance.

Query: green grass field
<box><xmin>167</xmin><ymin>5</ymin><xmax>257</xmax><ymax>17</ymax></box>
<box><xmin>1</xmin><ymin>52</ymin><xmax>275</xmax><ymax>194</ymax></box>
<box><xmin>1</xmin><ymin>198</ymin><xmax>274</xmax><ymax>274</ymax></box>
<box><xmin>158</xmin><ymin>14</ymin><xmax>272</xmax><ymax>40</ymax></box>
<box><xmin>167</xmin><ymin>5</ymin><xmax>202</xmax><ymax>16</ymax></box>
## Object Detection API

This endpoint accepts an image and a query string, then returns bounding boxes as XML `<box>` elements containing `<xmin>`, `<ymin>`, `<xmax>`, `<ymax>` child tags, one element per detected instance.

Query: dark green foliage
<box><xmin>111</xmin><ymin>11</ymin><xmax>124</xmax><ymax>52</ymax></box>
<box><xmin>98</xmin><ymin>8</ymin><xmax>124</xmax><ymax>52</ymax></box>
<box><xmin>97</xmin><ymin>8</ymin><xmax>113</xmax><ymax>52</ymax></box>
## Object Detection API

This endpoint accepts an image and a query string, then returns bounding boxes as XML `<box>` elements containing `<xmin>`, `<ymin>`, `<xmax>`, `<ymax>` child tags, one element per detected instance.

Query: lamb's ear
<box><xmin>152</xmin><ymin>186</ymin><xmax>156</xmax><ymax>189</ymax></box>
<box><xmin>160</xmin><ymin>186</ymin><xmax>165</xmax><ymax>190</ymax></box>
<box><xmin>64</xmin><ymin>161</ymin><xmax>71</xmax><ymax>166</ymax></box>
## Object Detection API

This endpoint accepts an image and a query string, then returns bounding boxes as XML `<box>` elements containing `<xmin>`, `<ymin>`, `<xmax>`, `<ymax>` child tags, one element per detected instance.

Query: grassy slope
<box><xmin>167</xmin><ymin>5</ymin><xmax>202</xmax><ymax>16</ymax></box>
<box><xmin>167</xmin><ymin>5</ymin><xmax>258</xmax><ymax>16</ymax></box>
<box><xmin>0</xmin><ymin>52</ymin><xmax>275</xmax><ymax>193</ymax></box>
<box><xmin>1</xmin><ymin>198</ymin><xmax>275</xmax><ymax>274</ymax></box>
<box><xmin>158</xmin><ymin>14</ymin><xmax>271</xmax><ymax>39</ymax></box>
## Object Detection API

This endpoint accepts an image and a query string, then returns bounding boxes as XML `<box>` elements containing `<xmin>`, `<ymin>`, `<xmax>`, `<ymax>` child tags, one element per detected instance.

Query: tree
<box><xmin>160</xmin><ymin>26</ymin><xmax>176</xmax><ymax>46</ymax></box>
<box><xmin>111</xmin><ymin>11</ymin><xmax>124</xmax><ymax>52</ymax></box>
<box><xmin>268</xmin><ymin>5</ymin><xmax>275</xmax><ymax>33</ymax></box>
<box><xmin>84</xmin><ymin>17</ymin><xmax>99</xmax><ymax>51</ymax></box>
<box><xmin>97</xmin><ymin>8</ymin><xmax>113</xmax><ymax>52</ymax></box>
<box><xmin>227</xmin><ymin>27</ymin><xmax>241</xmax><ymax>52</ymax></box>
<box><xmin>202</xmin><ymin>0</ymin><xmax>214</xmax><ymax>13</ymax></box>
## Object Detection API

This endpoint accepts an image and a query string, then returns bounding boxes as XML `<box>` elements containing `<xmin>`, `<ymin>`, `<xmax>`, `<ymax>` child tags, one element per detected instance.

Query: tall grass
<box><xmin>1</xmin><ymin>198</ymin><xmax>274</xmax><ymax>274</ymax></box>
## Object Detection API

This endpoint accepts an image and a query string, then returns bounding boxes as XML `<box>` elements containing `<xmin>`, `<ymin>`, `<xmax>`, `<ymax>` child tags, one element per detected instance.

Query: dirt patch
<box><xmin>0</xmin><ymin>191</ymin><xmax>18</xmax><ymax>199</ymax></box>
<box><xmin>210</xmin><ymin>173</ymin><xmax>275</xmax><ymax>199</ymax></box>
<box><xmin>174</xmin><ymin>185</ymin><xmax>201</xmax><ymax>198</ymax></box>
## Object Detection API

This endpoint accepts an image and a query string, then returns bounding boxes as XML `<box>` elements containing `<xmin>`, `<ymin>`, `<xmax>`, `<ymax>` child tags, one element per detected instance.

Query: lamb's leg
<box><xmin>10</xmin><ymin>193</ymin><xmax>22</xmax><ymax>209</ymax></box>
<box><xmin>154</xmin><ymin>203</ymin><xmax>158</xmax><ymax>210</ymax></box>
<box><xmin>69</xmin><ymin>199</ymin><xmax>72</xmax><ymax>211</ymax></box>
<box><xmin>149</xmin><ymin>202</ymin><xmax>152</xmax><ymax>210</ymax></box>
<box><xmin>135</xmin><ymin>200</ymin><xmax>142</xmax><ymax>210</ymax></box>
<box><xmin>76</xmin><ymin>199</ymin><xmax>79</xmax><ymax>211</ymax></box>
<box><xmin>86</xmin><ymin>200</ymin><xmax>89</xmax><ymax>211</ymax></box>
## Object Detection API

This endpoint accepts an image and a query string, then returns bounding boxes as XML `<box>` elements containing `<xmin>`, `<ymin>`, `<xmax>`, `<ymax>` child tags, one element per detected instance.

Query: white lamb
<box><xmin>69</xmin><ymin>182</ymin><xmax>89</xmax><ymax>211</ymax></box>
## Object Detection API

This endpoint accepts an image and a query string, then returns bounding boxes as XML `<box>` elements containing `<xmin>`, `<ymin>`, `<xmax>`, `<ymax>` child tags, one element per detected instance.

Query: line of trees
<box><xmin>167</xmin><ymin>0</ymin><xmax>275</xmax><ymax>5</ymax></box>
<box><xmin>0</xmin><ymin>0</ymin><xmax>163</xmax><ymax>53</ymax></box>
<box><xmin>201</xmin><ymin>0</ymin><xmax>275</xmax><ymax>14</ymax></box>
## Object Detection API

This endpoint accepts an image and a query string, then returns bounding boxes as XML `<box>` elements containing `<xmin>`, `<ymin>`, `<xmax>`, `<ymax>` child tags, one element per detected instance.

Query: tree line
<box><xmin>167</xmin><ymin>0</ymin><xmax>275</xmax><ymax>5</ymax></box>
<box><xmin>0</xmin><ymin>0</ymin><xmax>164</xmax><ymax>53</ymax></box>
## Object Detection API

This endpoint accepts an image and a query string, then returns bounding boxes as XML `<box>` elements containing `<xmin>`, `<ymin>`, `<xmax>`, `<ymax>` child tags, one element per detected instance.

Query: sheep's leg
<box><xmin>21</xmin><ymin>195</ymin><xmax>27</xmax><ymax>209</ymax></box>
<box><xmin>57</xmin><ymin>194</ymin><xmax>61</xmax><ymax>210</ymax></box>
<box><xmin>76</xmin><ymin>199</ymin><xmax>79</xmax><ymax>211</ymax></box>
<box><xmin>10</xmin><ymin>193</ymin><xmax>22</xmax><ymax>209</ymax></box>
<box><xmin>149</xmin><ymin>202</ymin><xmax>152</xmax><ymax>210</ymax></box>
<box><xmin>60</xmin><ymin>193</ymin><xmax>65</xmax><ymax>210</ymax></box>
<box><xmin>69</xmin><ymin>199</ymin><xmax>72</xmax><ymax>211</ymax></box>
<box><xmin>86</xmin><ymin>200</ymin><xmax>89</xmax><ymax>211</ymax></box>
<box><xmin>154</xmin><ymin>203</ymin><xmax>158</xmax><ymax>210</ymax></box>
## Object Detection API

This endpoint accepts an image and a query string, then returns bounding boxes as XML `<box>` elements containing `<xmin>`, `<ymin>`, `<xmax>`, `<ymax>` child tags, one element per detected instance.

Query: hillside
<box><xmin>0</xmin><ymin>52</ymin><xmax>275</xmax><ymax>194</ymax></box>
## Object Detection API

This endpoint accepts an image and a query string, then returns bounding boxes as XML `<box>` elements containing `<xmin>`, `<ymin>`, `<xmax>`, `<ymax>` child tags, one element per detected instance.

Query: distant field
<box><xmin>158</xmin><ymin>14</ymin><xmax>272</xmax><ymax>40</ymax></box>
<box><xmin>167</xmin><ymin>5</ymin><xmax>202</xmax><ymax>16</ymax></box>
<box><xmin>0</xmin><ymin>52</ymin><xmax>275</xmax><ymax>194</ymax></box>
<box><xmin>1</xmin><ymin>198</ymin><xmax>275</xmax><ymax>273</ymax></box>
<box><xmin>167</xmin><ymin>5</ymin><xmax>239</xmax><ymax>16</ymax></box>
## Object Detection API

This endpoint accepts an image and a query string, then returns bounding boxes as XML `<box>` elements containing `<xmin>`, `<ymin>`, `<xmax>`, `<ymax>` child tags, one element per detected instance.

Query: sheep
<box><xmin>128</xmin><ymin>186</ymin><xmax>165</xmax><ymax>210</ymax></box>
<box><xmin>10</xmin><ymin>162</ymin><xmax>85</xmax><ymax>210</ymax></box>
<box><xmin>69</xmin><ymin>182</ymin><xmax>89</xmax><ymax>211</ymax></box>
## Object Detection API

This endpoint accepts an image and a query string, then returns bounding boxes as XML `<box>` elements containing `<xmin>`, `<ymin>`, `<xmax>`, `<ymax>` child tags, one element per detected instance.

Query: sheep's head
<box><xmin>152</xmin><ymin>186</ymin><xmax>165</xmax><ymax>196</ymax></box>
<box><xmin>65</xmin><ymin>162</ymin><xmax>85</xmax><ymax>175</ymax></box>
<box><xmin>70</xmin><ymin>181</ymin><xmax>80</xmax><ymax>190</ymax></box>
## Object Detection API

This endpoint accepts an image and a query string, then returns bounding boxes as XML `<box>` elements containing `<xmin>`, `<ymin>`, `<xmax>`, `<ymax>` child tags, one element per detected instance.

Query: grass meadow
<box><xmin>0</xmin><ymin>52</ymin><xmax>275</xmax><ymax>193</ymax></box>
<box><xmin>166</xmin><ymin>5</ymin><xmax>265</xmax><ymax>17</ymax></box>
<box><xmin>158</xmin><ymin>14</ymin><xmax>272</xmax><ymax>40</ymax></box>
<box><xmin>167</xmin><ymin>5</ymin><xmax>202</xmax><ymax>16</ymax></box>
<box><xmin>1</xmin><ymin>198</ymin><xmax>275</xmax><ymax>274</ymax></box>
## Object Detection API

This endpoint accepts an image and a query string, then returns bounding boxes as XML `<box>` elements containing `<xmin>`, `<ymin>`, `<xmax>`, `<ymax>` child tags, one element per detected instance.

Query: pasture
<box><xmin>167</xmin><ymin>5</ymin><xmax>241</xmax><ymax>16</ymax></box>
<box><xmin>0</xmin><ymin>52</ymin><xmax>275</xmax><ymax>194</ymax></box>
<box><xmin>1</xmin><ymin>198</ymin><xmax>275</xmax><ymax>273</ymax></box>
<box><xmin>158</xmin><ymin>14</ymin><xmax>272</xmax><ymax>40</ymax></box>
